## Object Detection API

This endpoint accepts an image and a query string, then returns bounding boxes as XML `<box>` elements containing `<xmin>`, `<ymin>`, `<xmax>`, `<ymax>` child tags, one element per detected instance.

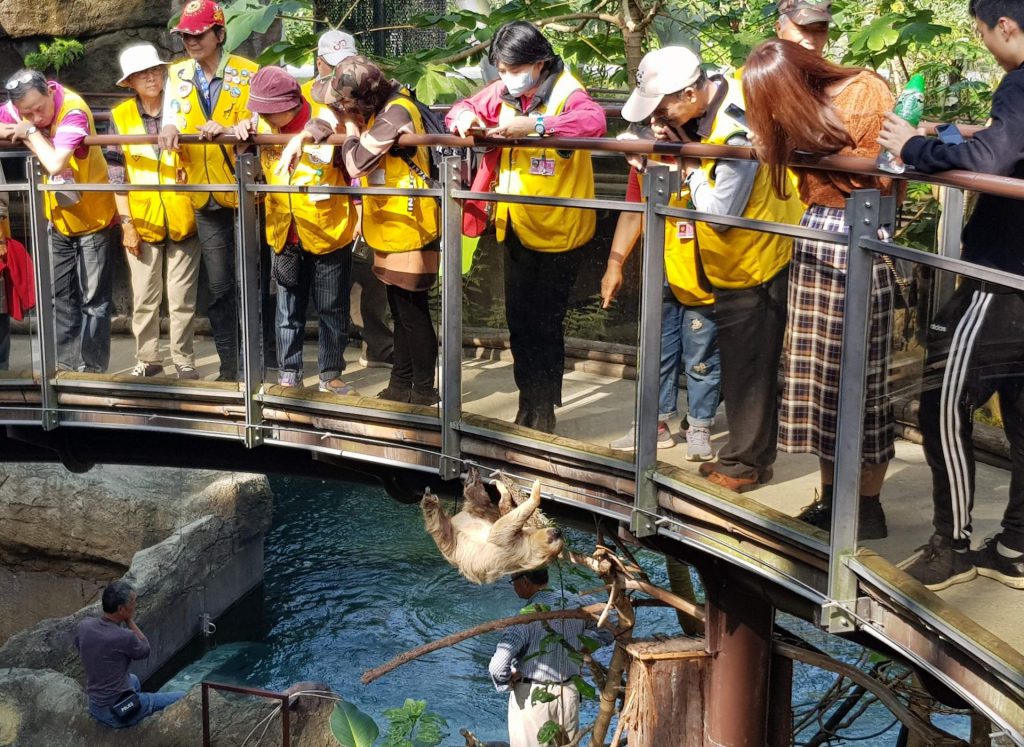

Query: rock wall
<box><xmin>0</xmin><ymin>668</ymin><xmax>336</xmax><ymax>747</ymax></box>
<box><xmin>0</xmin><ymin>464</ymin><xmax>272</xmax><ymax>644</ymax></box>
<box><xmin>0</xmin><ymin>0</ymin><xmax>280</xmax><ymax>93</ymax></box>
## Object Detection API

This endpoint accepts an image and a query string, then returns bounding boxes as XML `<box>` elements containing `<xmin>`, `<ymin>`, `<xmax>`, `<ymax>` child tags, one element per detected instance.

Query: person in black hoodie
<box><xmin>879</xmin><ymin>0</ymin><xmax>1024</xmax><ymax>591</ymax></box>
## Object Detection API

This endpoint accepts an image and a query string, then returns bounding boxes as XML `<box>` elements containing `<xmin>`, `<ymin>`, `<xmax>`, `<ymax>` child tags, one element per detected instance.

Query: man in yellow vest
<box><xmin>110</xmin><ymin>44</ymin><xmax>202</xmax><ymax>380</ymax></box>
<box><xmin>157</xmin><ymin>0</ymin><xmax>257</xmax><ymax>381</ymax></box>
<box><xmin>622</xmin><ymin>47</ymin><xmax>803</xmax><ymax>492</ymax></box>
<box><xmin>235</xmin><ymin>66</ymin><xmax>359</xmax><ymax>395</ymax></box>
<box><xmin>0</xmin><ymin>69</ymin><xmax>116</xmax><ymax>373</ymax></box>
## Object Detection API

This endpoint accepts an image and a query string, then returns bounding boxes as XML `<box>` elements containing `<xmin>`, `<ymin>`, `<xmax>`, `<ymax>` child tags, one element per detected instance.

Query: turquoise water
<box><xmin>164</xmin><ymin>475</ymin><xmax>969</xmax><ymax>745</ymax></box>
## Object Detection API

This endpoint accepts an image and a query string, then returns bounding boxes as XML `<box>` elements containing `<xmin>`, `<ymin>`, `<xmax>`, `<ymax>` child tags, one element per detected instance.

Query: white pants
<box><xmin>507</xmin><ymin>681</ymin><xmax>579</xmax><ymax>747</ymax></box>
<box><xmin>127</xmin><ymin>235</ymin><xmax>201</xmax><ymax>366</ymax></box>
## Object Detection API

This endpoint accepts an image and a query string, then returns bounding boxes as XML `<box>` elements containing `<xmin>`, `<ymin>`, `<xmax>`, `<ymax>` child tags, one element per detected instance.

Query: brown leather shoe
<box><xmin>699</xmin><ymin>462</ymin><xmax>773</xmax><ymax>493</ymax></box>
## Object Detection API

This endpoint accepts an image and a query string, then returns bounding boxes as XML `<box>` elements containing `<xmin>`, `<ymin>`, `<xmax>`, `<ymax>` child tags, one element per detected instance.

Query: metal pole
<box><xmin>201</xmin><ymin>682</ymin><xmax>211</xmax><ymax>747</ymax></box>
<box><xmin>235</xmin><ymin>152</ymin><xmax>264</xmax><ymax>447</ymax></box>
<box><xmin>827</xmin><ymin>189</ymin><xmax>880</xmax><ymax>633</ymax></box>
<box><xmin>704</xmin><ymin>568</ymin><xmax>773</xmax><ymax>746</ymax></box>
<box><xmin>439</xmin><ymin>155</ymin><xmax>463</xmax><ymax>480</ymax></box>
<box><xmin>932</xmin><ymin>186</ymin><xmax>964</xmax><ymax>314</ymax></box>
<box><xmin>26</xmin><ymin>157</ymin><xmax>58</xmax><ymax>431</ymax></box>
<box><xmin>280</xmin><ymin>692</ymin><xmax>290</xmax><ymax>746</ymax></box>
<box><xmin>631</xmin><ymin>164</ymin><xmax>671</xmax><ymax>537</ymax></box>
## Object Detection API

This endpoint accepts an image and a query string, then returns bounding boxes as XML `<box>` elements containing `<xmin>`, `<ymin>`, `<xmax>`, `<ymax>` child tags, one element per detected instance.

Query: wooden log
<box><xmin>619</xmin><ymin>637</ymin><xmax>710</xmax><ymax>747</ymax></box>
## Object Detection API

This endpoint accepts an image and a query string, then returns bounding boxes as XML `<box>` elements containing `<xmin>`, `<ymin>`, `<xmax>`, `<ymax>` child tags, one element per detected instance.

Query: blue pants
<box><xmin>659</xmin><ymin>296</ymin><xmax>720</xmax><ymax>428</ymax></box>
<box><xmin>89</xmin><ymin>674</ymin><xmax>186</xmax><ymax>728</ymax></box>
<box><xmin>50</xmin><ymin>225</ymin><xmax>112</xmax><ymax>373</ymax></box>
<box><xmin>276</xmin><ymin>246</ymin><xmax>352</xmax><ymax>381</ymax></box>
<box><xmin>195</xmin><ymin>206</ymin><xmax>238</xmax><ymax>379</ymax></box>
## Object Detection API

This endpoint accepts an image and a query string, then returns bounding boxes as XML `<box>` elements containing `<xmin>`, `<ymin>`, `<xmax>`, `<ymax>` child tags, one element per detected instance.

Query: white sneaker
<box><xmin>131</xmin><ymin>361</ymin><xmax>163</xmax><ymax>377</ymax></box>
<box><xmin>686</xmin><ymin>426</ymin><xmax>713</xmax><ymax>462</ymax></box>
<box><xmin>610</xmin><ymin>422</ymin><xmax>675</xmax><ymax>451</ymax></box>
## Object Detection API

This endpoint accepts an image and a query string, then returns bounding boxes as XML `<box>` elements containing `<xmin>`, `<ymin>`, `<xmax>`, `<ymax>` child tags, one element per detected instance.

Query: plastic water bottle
<box><xmin>877</xmin><ymin>74</ymin><xmax>926</xmax><ymax>174</ymax></box>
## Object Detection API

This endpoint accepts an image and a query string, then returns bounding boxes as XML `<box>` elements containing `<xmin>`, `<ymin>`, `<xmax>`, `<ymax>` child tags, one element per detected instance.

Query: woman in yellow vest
<box><xmin>0</xmin><ymin>69</ymin><xmax>116</xmax><ymax>373</ymax></box>
<box><xmin>280</xmin><ymin>56</ymin><xmax>440</xmax><ymax>405</ymax></box>
<box><xmin>237</xmin><ymin>66</ymin><xmax>358</xmax><ymax>395</ymax></box>
<box><xmin>157</xmin><ymin>0</ymin><xmax>258</xmax><ymax>381</ymax></box>
<box><xmin>622</xmin><ymin>47</ymin><xmax>803</xmax><ymax>492</ymax></box>
<box><xmin>447</xmin><ymin>22</ymin><xmax>607</xmax><ymax>434</ymax></box>
<box><xmin>111</xmin><ymin>44</ymin><xmax>202</xmax><ymax>380</ymax></box>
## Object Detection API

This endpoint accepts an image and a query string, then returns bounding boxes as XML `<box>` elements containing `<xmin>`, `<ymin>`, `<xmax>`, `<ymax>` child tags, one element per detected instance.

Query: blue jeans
<box><xmin>50</xmin><ymin>225</ymin><xmax>112</xmax><ymax>372</ymax></box>
<box><xmin>276</xmin><ymin>245</ymin><xmax>352</xmax><ymax>381</ymax></box>
<box><xmin>659</xmin><ymin>296</ymin><xmax>720</xmax><ymax>428</ymax></box>
<box><xmin>195</xmin><ymin>206</ymin><xmax>238</xmax><ymax>379</ymax></box>
<box><xmin>88</xmin><ymin>674</ymin><xmax>186</xmax><ymax>728</ymax></box>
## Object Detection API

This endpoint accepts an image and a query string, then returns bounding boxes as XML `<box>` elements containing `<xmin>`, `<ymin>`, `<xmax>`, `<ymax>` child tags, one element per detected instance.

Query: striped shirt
<box><xmin>488</xmin><ymin>589</ymin><xmax>614</xmax><ymax>692</ymax></box>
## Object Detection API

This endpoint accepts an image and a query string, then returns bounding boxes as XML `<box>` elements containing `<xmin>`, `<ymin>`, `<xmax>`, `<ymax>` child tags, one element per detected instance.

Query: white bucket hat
<box><xmin>117</xmin><ymin>44</ymin><xmax>168</xmax><ymax>88</ymax></box>
<box><xmin>317</xmin><ymin>30</ymin><xmax>358</xmax><ymax>67</ymax></box>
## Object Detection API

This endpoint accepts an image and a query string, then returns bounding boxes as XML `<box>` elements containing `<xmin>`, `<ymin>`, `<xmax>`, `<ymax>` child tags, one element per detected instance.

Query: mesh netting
<box><xmin>315</xmin><ymin>0</ymin><xmax>446</xmax><ymax>57</ymax></box>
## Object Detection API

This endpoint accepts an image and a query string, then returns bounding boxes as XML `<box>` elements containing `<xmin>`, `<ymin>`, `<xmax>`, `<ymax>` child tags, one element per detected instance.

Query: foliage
<box><xmin>381</xmin><ymin>699</ymin><xmax>449</xmax><ymax>747</ymax></box>
<box><xmin>330</xmin><ymin>699</ymin><xmax>380</xmax><ymax>747</ymax></box>
<box><xmin>24</xmin><ymin>38</ymin><xmax>85</xmax><ymax>75</ymax></box>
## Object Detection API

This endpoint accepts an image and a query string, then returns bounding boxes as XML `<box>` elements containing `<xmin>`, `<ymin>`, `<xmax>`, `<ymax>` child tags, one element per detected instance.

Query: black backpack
<box><xmin>393</xmin><ymin>91</ymin><xmax>462</xmax><ymax>187</ymax></box>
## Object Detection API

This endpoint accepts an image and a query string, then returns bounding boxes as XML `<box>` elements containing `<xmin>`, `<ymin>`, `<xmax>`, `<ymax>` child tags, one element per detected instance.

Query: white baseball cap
<box><xmin>318</xmin><ymin>30</ymin><xmax>358</xmax><ymax>67</ymax></box>
<box><xmin>116</xmin><ymin>44</ymin><xmax>168</xmax><ymax>88</ymax></box>
<box><xmin>621</xmin><ymin>46</ymin><xmax>703</xmax><ymax>123</ymax></box>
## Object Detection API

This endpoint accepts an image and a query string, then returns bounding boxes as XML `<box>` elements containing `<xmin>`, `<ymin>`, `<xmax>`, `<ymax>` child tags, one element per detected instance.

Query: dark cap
<box><xmin>777</xmin><ymin>0</ymin><xmax>832</xmax><ymax>24</ymax></box>
<box><xmin>247</xmin><ymin>66</ymin><xmax>302</xmax><ymax>115</ymax></box>
<box><xmin>311</xmin><ymin>55</ymin><xmax>386</xmax><ymax>107</ymax></box>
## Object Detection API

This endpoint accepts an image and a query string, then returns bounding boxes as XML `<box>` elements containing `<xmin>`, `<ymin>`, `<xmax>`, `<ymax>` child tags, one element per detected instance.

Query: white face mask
<box><xmin>501</xmin><ymin>69</ymin><xmax>536</xmax><ymax>98</ymax></box>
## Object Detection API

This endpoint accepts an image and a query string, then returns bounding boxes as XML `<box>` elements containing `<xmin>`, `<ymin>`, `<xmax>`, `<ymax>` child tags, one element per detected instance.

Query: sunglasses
<box><xmin>5</xmin><ymin>72</ymin><xmax>34</xmax><ymax>91</ymax></box>
<box><xmin>509</xmin><ymin>573</ymin><xmax>526</xmax><ymax>585</ymax></box>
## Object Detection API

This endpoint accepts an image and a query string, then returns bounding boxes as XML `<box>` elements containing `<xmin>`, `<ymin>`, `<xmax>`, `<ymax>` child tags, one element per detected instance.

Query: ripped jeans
<box><xmin>659</xmin><ymin>295</ymin><xmax>721</xmax><ymax>428</ymax></box>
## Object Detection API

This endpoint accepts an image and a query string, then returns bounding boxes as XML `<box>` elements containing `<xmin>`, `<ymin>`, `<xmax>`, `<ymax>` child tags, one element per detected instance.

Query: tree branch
<box><xmin>361</xmin><ymin>604</ymin><xmax>609</xmax><ymax>685</ymax></box>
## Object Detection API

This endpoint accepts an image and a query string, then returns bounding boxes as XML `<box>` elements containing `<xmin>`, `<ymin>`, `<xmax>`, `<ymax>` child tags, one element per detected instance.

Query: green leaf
<box><xmin>330</xmin><ymin>701</ymin><xmax>380</xmax><ymax>747</ymax></box>
<box><xmin>536</xmin><ymin>720</ymin><xmax>562</xmax><ymax>745</ymax></box>
<box><xmin>530</xmin><ymin>688</ymin><xmax>559</xmax><ymax>704</ymax></box>
<box><xmin>572</xmin><ymin>674</ymin><xmax>597</xmax><ymax>700</ymax></box>
<box><xmin>579</xmin><ymin>635</ymin><xmax>600</xmax><ymax>654</ymax></box>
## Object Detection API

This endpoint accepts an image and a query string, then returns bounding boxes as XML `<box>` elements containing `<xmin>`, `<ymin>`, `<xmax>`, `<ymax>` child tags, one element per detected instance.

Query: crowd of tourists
<box><xmin>1</xmin><ymin>0</ymin><xmax>1023</xmax><ymax>610</ymax></box>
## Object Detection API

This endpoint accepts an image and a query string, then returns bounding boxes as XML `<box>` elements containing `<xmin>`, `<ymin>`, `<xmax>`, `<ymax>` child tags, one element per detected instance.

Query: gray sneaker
<box><xmin>175</xmin><ymin>364</ymin><xmax>199</xmax><ymax>380</ymax></box>
<box><xmin>609</xmin><ymin>422</ymin><xmax>675</xmax><ymax>451</ymax></box>
<box><xmin>900</xmin><ymin>534</ymin><xmax>976</xmax><ymax>591</ymax></box>
<box><xmin>685</xmin><ymin>426</ymin><xmax>713</xmax><ymax>462</ymax></box>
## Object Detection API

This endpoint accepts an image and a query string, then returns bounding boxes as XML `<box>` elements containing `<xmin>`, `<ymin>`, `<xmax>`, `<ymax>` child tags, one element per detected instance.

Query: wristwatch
<box><xmin>120</xmin><ymin>215</ymin><xmax>134</xmax><ymax>225</ymax></box>
<box><xmin>21</xmin><ymin>125</ymin><xmax>37</xmax><ymax>137</ymax></box>
<box><xmin>534</xmin><ymin>115</ymin><xmax>545</xmax><ymax>136</ymax></box>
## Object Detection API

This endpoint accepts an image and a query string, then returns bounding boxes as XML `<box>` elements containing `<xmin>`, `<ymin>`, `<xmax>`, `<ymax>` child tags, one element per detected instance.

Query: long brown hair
<box><xmin>742</xmin><ymin>39</ymin><xmax>869</xmax><ymax>198</ymax></box>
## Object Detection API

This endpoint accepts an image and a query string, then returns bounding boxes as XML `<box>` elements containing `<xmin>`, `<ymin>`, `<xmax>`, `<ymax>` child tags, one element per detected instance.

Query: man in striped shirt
<box><xmin>488</xmin><ymin>567</ymin><xmax>615</xmax><ymax>747</ymax></box>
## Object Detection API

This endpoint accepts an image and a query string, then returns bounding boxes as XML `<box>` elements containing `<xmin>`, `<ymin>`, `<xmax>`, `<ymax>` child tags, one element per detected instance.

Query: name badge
<box><xmin>529</xmin><ymin>157</ymin><xmax>555</xmax><ymax>177</ymax></box>
<box><xmin>676</xmin><ymin>220</ymin><xmax>695</xmax><ymax>240</ymax></box>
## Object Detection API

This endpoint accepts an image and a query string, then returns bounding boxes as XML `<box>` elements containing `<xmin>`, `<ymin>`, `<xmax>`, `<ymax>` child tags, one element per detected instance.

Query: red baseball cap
<box><xmin>173</xmin><ymin>0</ymin><xmax>227</xmax><ymax>35</ymax></box>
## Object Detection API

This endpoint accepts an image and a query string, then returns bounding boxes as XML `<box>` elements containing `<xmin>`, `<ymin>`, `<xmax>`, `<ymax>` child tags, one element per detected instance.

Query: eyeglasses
<box><xmin>5</xmin><ymin>72</ymin><xmax>34</xmax><ymax>91</ymax></box>
<box><xmin>509</xmin><ymin>574</ymin><xmax>526</xmax><ymax>585</ymax></box>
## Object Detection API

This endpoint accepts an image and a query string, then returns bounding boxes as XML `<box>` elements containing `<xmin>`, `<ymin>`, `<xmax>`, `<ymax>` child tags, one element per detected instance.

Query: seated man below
<box><xmin>75</xmin><ymin>580</ymin><xmax>185</xmax><ymax>727</ymax></box>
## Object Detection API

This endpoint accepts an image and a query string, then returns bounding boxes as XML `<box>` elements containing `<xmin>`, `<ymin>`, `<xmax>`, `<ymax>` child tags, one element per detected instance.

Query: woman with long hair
<box><xmin>742</xmin><ymin>39</ymin><xmax>897</xmax><ymax>539</ymax></box>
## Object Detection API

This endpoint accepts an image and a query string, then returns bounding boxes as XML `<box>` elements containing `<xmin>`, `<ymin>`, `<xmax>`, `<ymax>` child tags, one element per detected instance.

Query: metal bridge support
<box><xmin>27</xmin><ymin>158</ymin><xmax>58</xmax><ymax>431</ymax></box>
<box><xmin>704</xmin><ymin>567</ymin><xmax>774</xmax><ymax>747</ymax></box>
<box><xmin>235</xmin><ymin>153</ymin><xmax>265</xmax><ymax>447</ymax></box>
<box><xmin>439</xmin><ymin>155</ymin><xmax>464</xmax><ymax>480</ymax></box>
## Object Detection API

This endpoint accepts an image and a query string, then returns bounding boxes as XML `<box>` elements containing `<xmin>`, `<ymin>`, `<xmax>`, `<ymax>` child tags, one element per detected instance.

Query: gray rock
<box><xmin>0</xmin><ymin>668</ymin><xmax>336</xmax><ymax>747</ymax></box>
<box><xmin>0</xmin><ymin>0</ymin><xmax>178</xmax><ymax>38</ymax></box>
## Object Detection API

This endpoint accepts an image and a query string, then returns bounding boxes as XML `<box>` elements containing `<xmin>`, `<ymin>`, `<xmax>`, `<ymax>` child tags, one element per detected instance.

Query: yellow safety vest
<box><xmin>110</xmin><ymin>98</ymin><xmax>197</xmax><ymax>244</ymax></box>
<box><xmin>43</xmin><ymin>87</ymin><xmax>115</xmax><ymax>237</ymax></box>
<box><xmin>256</xmin><ymin>102</ymin><xmax>355</xmax><ymax>254</ymax></box>
<box><xmin>166</xmin><ymin>54</ymin><xmax>258</xmax><ymax>209</ymax></box>
<box><xmin>696</xmin><ymin>78</ymin><xmax>803</xmax><ymax>289</ymax></box>
<box><xmin>635</xmin><ymin>166</ymin><xmax>713</xmax><ymax>307</ymax></box>
<box><xmin>361</xmin><ymin>95</ymin><xmax>440</xmax><ymax>253</ymax></box>
<box><xmin>494</xmin><ymin>70</ymin><xmax>595</xmax><ymax>252</ymax></box>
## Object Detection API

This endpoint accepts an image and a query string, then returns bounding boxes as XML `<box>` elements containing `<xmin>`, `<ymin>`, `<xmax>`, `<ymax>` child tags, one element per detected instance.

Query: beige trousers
<box><xmin>127</xmin><ymin>235</ymin><xmax>201</xmax><ymax>366</ymax></box>
<box><xmin>507</xmin><ymin>681</ymin><xmax>579</xmax><ymax>747</ymax></box>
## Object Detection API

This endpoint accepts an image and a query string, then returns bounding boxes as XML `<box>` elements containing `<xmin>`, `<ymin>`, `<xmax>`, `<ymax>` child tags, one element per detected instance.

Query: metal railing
<box><xmin>201</xmin><ymin>680</ymin><xmax>291</xmax><ymax>747</ymax></box>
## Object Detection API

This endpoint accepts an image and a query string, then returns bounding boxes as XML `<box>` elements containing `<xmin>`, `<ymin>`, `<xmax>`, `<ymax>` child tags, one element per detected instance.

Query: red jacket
<box><xmin>0</xmin><ymin>238</ymin><xmax>36</xmax><ymax>321</ymax></box>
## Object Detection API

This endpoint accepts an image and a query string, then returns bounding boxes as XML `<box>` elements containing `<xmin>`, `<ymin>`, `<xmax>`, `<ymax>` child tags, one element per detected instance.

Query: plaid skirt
<box><xmin>779</xmin><ymin>205</ymin><xmax>895</xmax><ymax>463</ymax></box>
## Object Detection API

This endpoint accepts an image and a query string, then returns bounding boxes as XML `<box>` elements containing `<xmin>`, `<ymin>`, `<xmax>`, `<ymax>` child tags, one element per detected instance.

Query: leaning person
<box><xmin>110</xmin><ymin>44</ymin><xmax>202</xmax><ymax>380</ymax></box>
<box><xmin>621</xmin><ymin>47</ymin><xmax>803</xmax><ymax>492</ymax></box>
<box><xmin>742</xmin><ymin>40</ymin><xmax>896</xmax><ymax>540</ymax></box>
<box><xmin>280</xmin><ymin>56</ymin><xmax>441</xmax><ymax>405</ymax></box>
<box><xmin>489</xmin><ymin>567</ymin><xmax>615</xmax><ymax>747</ymax></box>
<box><xmin>446</xmin><ymin>21</ymin><xmax>607</xmax><ymax>434</ymax></box>
<box><xmin>158</xmin><ymin>0</ymin><xmax>258</xmax><ymax>381</ymax></box>
<box><xmin>75</xmin><ymin>580</ymin><xmax>185</xmax><ymax>727</ymax></box>
<box><xmin>236</xmin><ymin>66</ymin><xmax>358</xmax><ymax>395</ymax></box>
<box><xmin>0</xmin><ymin>70</ymin><xmax>116</xmax><ymax>373</ymax></box>
<box><xmin>878</xmin><ymin>0</ymin><xmax>1024</xmax><ymax>590</ymax></box>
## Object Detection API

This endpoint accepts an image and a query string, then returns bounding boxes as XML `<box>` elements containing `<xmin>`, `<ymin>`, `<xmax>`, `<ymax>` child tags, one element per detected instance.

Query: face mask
<box><xmin>501</xmin><ymin>69</ymin><xmax>536</xmax><ymax>98</ymax></box>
